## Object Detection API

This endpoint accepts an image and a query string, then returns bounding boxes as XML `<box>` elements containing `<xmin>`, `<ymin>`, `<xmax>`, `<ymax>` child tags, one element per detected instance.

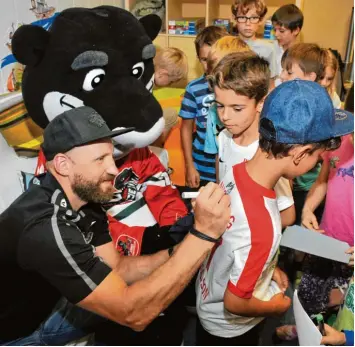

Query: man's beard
<box><xmin>72</xmin><ymin>173</ymin><xmax>115</xmax><ymax>204</ymax></box>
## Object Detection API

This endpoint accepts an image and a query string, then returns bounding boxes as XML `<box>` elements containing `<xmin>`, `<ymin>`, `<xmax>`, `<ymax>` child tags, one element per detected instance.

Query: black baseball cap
<box><xmin>42</xmin><ymin>106</ymin><xmax>134</xmax><ymax>160</ymax></box>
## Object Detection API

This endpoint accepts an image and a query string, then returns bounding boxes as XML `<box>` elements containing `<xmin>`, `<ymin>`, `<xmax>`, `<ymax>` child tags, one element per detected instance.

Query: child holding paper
<box><xmin>298</xmin><ymin>85</ymin><xmax>354</xmax><ymax>315</ymax></box>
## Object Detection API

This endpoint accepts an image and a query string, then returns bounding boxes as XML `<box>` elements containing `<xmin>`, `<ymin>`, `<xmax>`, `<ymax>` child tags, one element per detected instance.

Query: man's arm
<box><xmin>302</xmin><ymin>160</ymin><xmax>330</xmax><ymax>230</ymax></box>
<box><xmin>95</xmin><ymin>241</ymin><xmax>170</xmax><ymax>284</ymax></box>
<box><xmin>224</xmin><ymin>289</ymin><xmax>291</xmax><ymax>317</ymax></box>
<box><xmin>79</xmin><ymin>183</ymin><xmax>230</xmax><ymax>331</ymax></box>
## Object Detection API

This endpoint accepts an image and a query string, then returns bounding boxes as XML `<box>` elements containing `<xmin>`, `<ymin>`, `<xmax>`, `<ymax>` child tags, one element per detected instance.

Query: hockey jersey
<box><xmin>35</xmin><ymin>147</ymin><xmax>188</xmax><ymax>256</ymax></box>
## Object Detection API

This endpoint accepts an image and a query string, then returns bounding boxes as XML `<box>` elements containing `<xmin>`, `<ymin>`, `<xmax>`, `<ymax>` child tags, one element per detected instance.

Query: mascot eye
<box><xmin>131</xmin><ymin>62</ymin><xmax>145</xmax><ymax>79</ymax></box>
<box><xmin>82</xmin><ymin>68</ymin><xmax>106</xmax><ymax>91</ymax></box>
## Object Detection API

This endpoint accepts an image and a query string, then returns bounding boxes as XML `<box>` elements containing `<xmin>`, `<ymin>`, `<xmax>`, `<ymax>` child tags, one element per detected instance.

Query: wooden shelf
<box><xmin>124</xmin><ymin>0</ymin><xmax>302</xmax><ymax>83</ymax></box>
<box><xmin>167</xmin><ymin>34</ymin><xmax>197</xmax><ymax>38</ymax></box>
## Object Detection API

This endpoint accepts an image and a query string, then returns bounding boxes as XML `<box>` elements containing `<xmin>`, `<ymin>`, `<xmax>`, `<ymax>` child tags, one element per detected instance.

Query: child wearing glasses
<box><xmin>231</xmin><ymin>0</ymin><xmax>277</xmax><ymax>85</ymax></box>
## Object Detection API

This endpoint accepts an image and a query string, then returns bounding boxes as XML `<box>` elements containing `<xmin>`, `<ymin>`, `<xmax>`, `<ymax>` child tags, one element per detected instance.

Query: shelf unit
<box><xmin>124</xmin><ymin>0</ymin><xmax>303</xmax><ymax>84</ymax></box>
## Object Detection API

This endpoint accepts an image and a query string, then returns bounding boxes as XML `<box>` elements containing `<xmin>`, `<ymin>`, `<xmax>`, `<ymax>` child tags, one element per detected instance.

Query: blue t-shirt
<box><xmin>180</xmin><ymin>76</ymin><xmax>216</xmax><ymax>182</ymax></box>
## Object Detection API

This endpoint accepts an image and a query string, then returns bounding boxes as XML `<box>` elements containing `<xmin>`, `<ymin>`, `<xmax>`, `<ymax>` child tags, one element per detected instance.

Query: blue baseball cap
<box><xmin>259</xmin><ymin>80</ymin><xmax>354</xmax><ymax>144</ymax></box>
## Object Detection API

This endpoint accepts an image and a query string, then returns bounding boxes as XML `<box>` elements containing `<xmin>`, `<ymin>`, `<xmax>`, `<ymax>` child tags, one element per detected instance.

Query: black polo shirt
<box><xmin>0</xmin><ymin>173</ymin><xmax>112</xmax><ymax>342</ymax></box>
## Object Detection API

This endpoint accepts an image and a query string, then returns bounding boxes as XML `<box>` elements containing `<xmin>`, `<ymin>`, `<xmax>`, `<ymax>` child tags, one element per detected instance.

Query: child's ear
<box><xmin>292</xmin><ymin>27</ymin><xmax>301</xmax><ymax>37</ymax></box>
<box><xmin>256</xmin><ymin>96</ymin><xmax>266</xmax><ymax>113</ymax></box>
<box><xmin>291</xmin><ymin>145</ymin><xmax>314</xmax><ymax>165</ymax></box>
<box><xmin>307</xmin><ymin>71</ymin><xmax>317</xmax><ymax>82</ymax></box>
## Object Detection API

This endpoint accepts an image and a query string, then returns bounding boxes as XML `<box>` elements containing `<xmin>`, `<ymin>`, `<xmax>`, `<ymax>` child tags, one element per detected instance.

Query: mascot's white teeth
<box><xmin>145</xmin><ymin>75</ymin><xmax>154</xmax><ymax>93</ymax></box>
<box><xmin>43</xmin><ymin>92</ymin><xmax>84</xmax><ymax>122</ymax></box>
<box><xmin>112</xmin><ymin>117</ymin><xmax>165</xmax><ymax>150</ymax></box>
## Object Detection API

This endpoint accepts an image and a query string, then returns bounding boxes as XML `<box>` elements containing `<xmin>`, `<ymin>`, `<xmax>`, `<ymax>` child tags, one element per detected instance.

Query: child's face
<box><xmin>214</xmin><ymin>86</ymin><xmax>260</xmax><ymax>136</ymax></box>
<box><xmin>235</xmin><ymin>6</ymin><xmax>261</xmax><ymax>40</ymax></box>
<box><xmin>280</xmin><ymin>63</ymin><xmax>316</xmax><ymax>82</ymax></box>
<box><xmin>319</xmin><ymin>66</ymin><xmax>335</xmax><ymax>89</ymax></box>
<box><xmin>154</xmin><ymin>69</ymin><xmax>171</xmax><ymax>87</ymax></box>
<box><xmin>199</xmin><ymin>44</ymin><xmax>212</xmax><ymax>73</ymax></box>
<box><xmin>273</xmin><ymin>24</ymin><xmax>299</xmax><ymax>49</ymax></box>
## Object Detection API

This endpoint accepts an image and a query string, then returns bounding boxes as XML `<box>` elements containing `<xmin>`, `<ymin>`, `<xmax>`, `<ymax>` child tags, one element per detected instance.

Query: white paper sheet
<box><xmin>280</xmin><ymin>225</ymin><xmax>351</xmax><ymax>264</ymax></box>
<box><xmin>293</xmin><ymin>290</ymin><xmax>323</xmax><ymax>346</ymax></box>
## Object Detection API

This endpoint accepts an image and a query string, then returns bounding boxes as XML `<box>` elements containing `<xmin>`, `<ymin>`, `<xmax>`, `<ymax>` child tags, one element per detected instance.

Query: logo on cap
<box><xmin>335</xmin><ymin>110</ymin><xmax>348</xmax><ymax>121</ymax></box>
<box><xmin>88</xmin><ymin>112</ymin><xmax>106</xmax><ymax>127</ymax></box>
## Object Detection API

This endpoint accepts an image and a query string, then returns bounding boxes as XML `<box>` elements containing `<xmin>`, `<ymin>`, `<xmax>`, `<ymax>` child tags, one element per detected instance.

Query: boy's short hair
<box><xmin>231</xmin><ymin>0</ymin><xmax>267</xmax><ymax>20</ymax></box>
<box><xmin>282</xmin><ymin>43</ymin><xmax>324</xmax><ymax>81</ymax></box>
<box><xmin>208</xmin><ymin>51</ymin><xmax>270</xmax><ymax>104</ymax></box>
<box><xmin>207</xmin><ymin>36</ymin><xmax>251</xmax><ymax>74</ymax></box>
<box><xmin>271</xmin><ymin>4</ymin><xmax>304</xmax><ymax>32</ymax></box>
<box><xmin>194</xmin><ymin>26</ymin><xmax>228</xmax><ymax>57</ymax></box>
<box><xmin>154</xmin><ymin>47</ymin><xmax>188</xmax><ymax>82</ymax></box>
<box><xmin>259</xmin><ymin>80</ymin><xmax>355</xmax><ymax>158</ymax></box>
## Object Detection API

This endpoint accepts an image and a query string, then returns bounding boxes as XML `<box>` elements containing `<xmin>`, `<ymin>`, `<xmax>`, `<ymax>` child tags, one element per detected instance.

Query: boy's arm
<box><xmin>223</xmin><ymin>205</ymin><xmax>290</xmax><ymax>317</ymax></box>
<box><xmin>180</xmin><ymin>86</ymin><xmax>200</xmax><ymax>188</ymax></box>
<box><xmin>215</xmin><ymin>154</ymin><xmax>219</xmax><ymax>183</ymax></box>
<box><xmin>224</xmin><ymin>290</ymin><xmax>291</xmax><ymax>317</ymax></box>
<box><xmin>181</xmin><ymin>118</ymin><xmax>200</xmax><ymax>187</ymax></box>
<box><xmin>280</xmin><ymin>205</ymin><xmax>296</xmax><ymax>228</ymax></box>
<box><xmin>302</xmin><ymin>160</ymin><xmax>330</xmax><ymax>230</ymax></box>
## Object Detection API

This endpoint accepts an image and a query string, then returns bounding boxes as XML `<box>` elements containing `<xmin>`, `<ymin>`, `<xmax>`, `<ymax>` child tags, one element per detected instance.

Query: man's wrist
<box><xmin>189</xmin><ymin>226</ymin><xmax>221</xmax><ymax>243</ymax></box>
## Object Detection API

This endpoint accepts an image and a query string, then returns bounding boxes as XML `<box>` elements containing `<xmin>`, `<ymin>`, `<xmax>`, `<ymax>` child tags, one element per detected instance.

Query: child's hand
<box><xmin>270</xmin><ymin>293</ymin><xmax>291</xmax><ymax>315</ymax></box>
<box><xmin>321</xmin><ymin>324</ymin><xmax>346</xmax><ymax>345</ymax></box>
<box><xmin>328</xmin><ymin>288</ymin><xmax>345</xmax><ymax>308</ymax></box>
<box><xmin>301</xmin><ymin>208</ymin><xmax>324</xmax><ymax>233</ymax></box>
<box><xmin>346</xmin><ymin>247</ymin><xmax>354</xmax><ymax>267</ymax></box>
<box><xmin>272</xmin><ymin>267</ymin><xmax>288</xmax><ymax>293</ymax></box>
<box><xmin>186</xmin><ymin>166</ymin><xmax>200</xmax><ymax>188</ymax></box>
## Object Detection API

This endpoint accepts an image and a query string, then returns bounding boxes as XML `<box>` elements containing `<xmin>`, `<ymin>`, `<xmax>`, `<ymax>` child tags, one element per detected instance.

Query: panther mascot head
<box><xmin>12</xmin><ymin>6</ymin><xmax>164</xmax><ymax>156</ymax></box>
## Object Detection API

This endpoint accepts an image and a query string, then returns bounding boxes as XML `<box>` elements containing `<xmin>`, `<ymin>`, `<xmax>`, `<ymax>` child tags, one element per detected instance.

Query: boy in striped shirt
<box><xmin>180</xmin><ymin>26</ymin><xmax>227</xmax><ymax>188</ymax></box>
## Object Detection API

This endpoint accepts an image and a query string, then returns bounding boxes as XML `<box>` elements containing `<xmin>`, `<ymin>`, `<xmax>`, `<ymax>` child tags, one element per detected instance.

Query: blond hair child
<box><xmin>206</xmin><ymin>35</ymin><xmax>250</xmax><ymax>74</ymax></box>
<box><xmin>320</xmin><ymin>49</ymin><xmax>341</xmax><ymax>108</ymax></box>
<box><xmin>154</xmin><ymin>47</ymin><xmax>188</xmax><ymax>87</ymax></box>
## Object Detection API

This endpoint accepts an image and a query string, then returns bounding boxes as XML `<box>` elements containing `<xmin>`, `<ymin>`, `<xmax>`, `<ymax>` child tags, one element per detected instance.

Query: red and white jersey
<box><xmin>196</xmin><ymin>162</ymin><xmax>282</xmax><ymax>338</ymax></box>
<box><xmin>103</xmin><ymin>147</ymin><xmax>187</xmax><ymax>256</ymax></box>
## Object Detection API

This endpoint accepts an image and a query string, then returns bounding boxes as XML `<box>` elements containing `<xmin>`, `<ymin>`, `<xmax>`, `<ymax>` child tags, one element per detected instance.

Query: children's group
<box><xmin>153</xmin><ymin>0</ymin><xmax>354</xmax><ymax>345</ymax></box>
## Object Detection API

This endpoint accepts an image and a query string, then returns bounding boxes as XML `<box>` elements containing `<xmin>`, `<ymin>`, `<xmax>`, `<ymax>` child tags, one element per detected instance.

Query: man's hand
<box><xmin>269</xmin><ymin>293</ymin><xmax>291</xmax><ymax>315</ymax></box>
<box><xmin>193</xmin><ymin>182</ymin><xmax>230</xmax><ymax>240</ymax></box>
<box><xmin>321</xmin><ymin>324</ymin><xmax>346</xmax><ymax>345</ymax></box>
<box><xmin>272</xmin><ymin>267</ymin><xmax>289</xmax><ymax>293</ymax></box>
<box><xmin>186</xmin><ymin>165</ymin><xmax>200</xmax><ymax>188</ymax></box>
<box><xmin>301</xmin><ymin>208</ymin><xmax>324</xmax><ymax>233</ymax></box>
<box><xmin>346</xmin><ymin>247</ymin><xmax>354</xmax><ymax>267</ymax></box>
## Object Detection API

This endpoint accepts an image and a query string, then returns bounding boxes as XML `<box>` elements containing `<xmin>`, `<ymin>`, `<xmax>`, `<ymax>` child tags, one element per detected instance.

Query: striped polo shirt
<box><xmin>180</xmin><ymin>75</ymin><xmax>216</xmax><ymax>182</ymax></box>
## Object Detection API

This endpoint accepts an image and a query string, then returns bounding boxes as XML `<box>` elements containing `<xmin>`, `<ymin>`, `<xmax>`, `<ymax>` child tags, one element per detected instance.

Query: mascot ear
<box><xmin>12</xmin><ymin>25</ymin><xmax>50</xmax><ymax>67</ymax></box>
<box><xmin>139</xmin><ymin>14</ymin><xmax>162</xmax><ymax>41</ymax></box>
